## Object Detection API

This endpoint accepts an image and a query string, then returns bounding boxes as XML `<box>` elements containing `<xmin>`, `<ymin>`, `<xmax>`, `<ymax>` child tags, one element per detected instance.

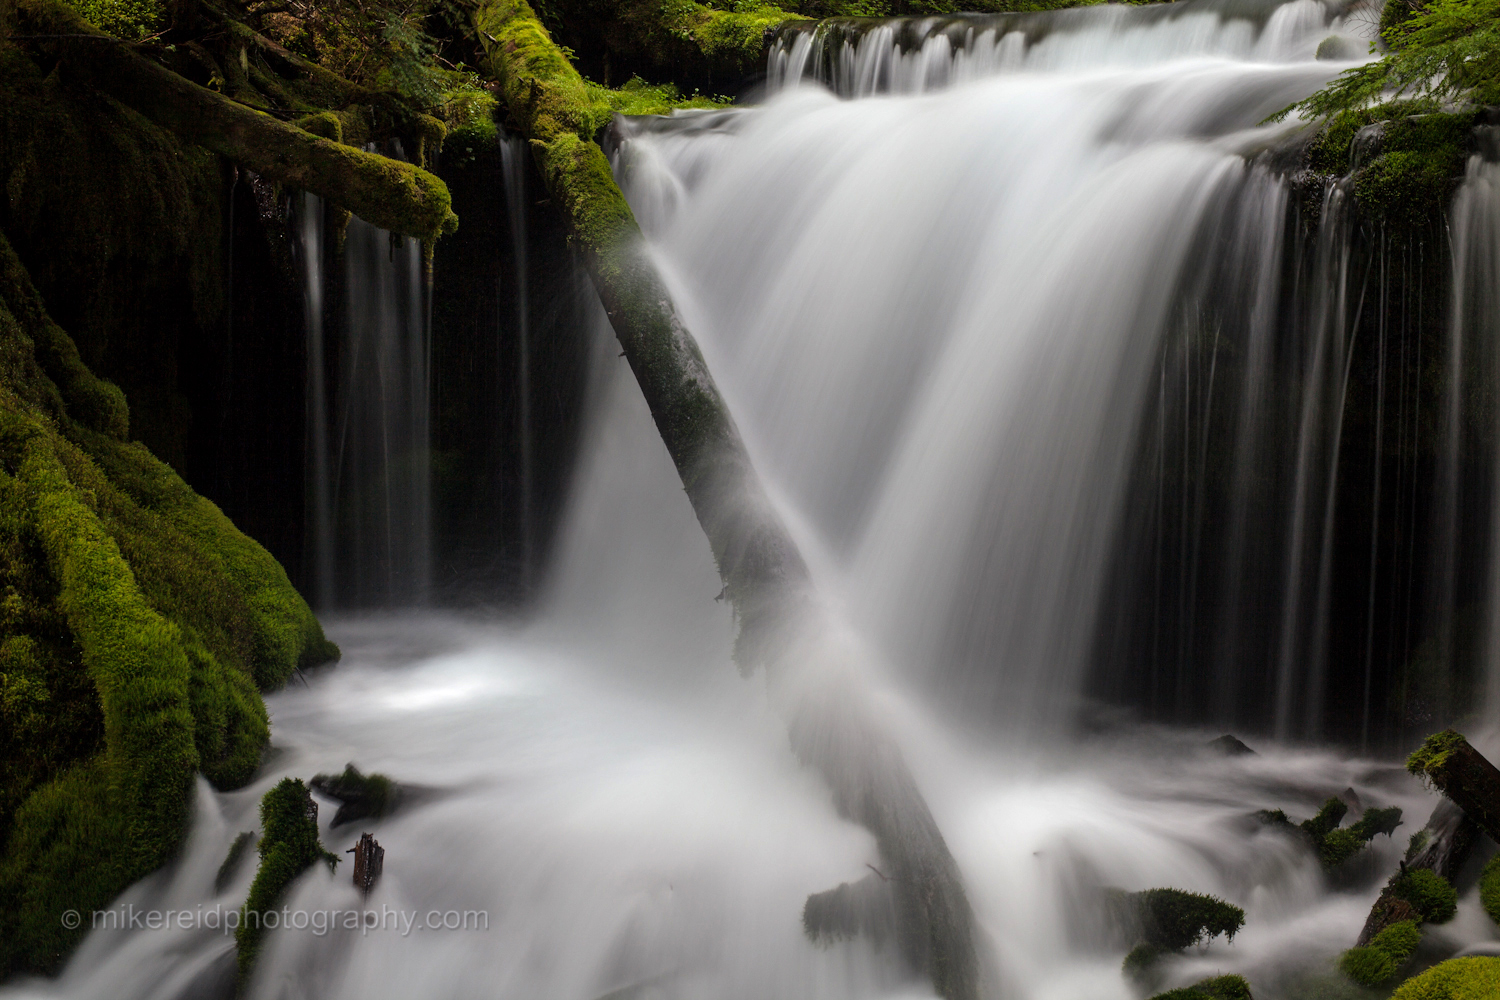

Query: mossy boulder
<box><xmin>1390</xmin><ymin>957</ymin><xmax>1500</xmax><ymax>999</ymax></box>
<box><xmin>1148</xmin><ymin>974</ymin><xmax>1254</xmax><ymax>1000</ymax></box>
<box><xmin>310</xmin><ymin>763</ymin><xmax>399</xmax><ymax>827</ymax></box>
<box><xmin>1341</xmin><ymin>919</ymin><xmax>1422</xmax><ymax>987</ymax></box>
<box><xmin>1388</xmin><ymin>868</ymin><xmax>1458</xmax><ymax>924</ymax></box>
<box><xmin>236</xmin><ymin>779</ymin><xmax>339</xmax><ymax>987</ymax></box>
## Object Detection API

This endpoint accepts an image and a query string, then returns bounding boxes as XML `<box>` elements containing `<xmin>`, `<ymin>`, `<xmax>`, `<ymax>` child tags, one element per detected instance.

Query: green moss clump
<box><xmin>236</xmin><ymin>779</ymin><xmax>339</xmax><ymax>987</ymax></box>
<box><xmin>1390</xmin><ymin>957</ymin><xmax>1500</xmax><ymax>999</ymax></box>
<box><xmin>1302</xmin><ymin>798</ymin><xmax>1350</xmax><ymax>839</ymax></box>
<box><xmin>1341</xmin><ymin>920</ymin><xmax>1422</xmax><ymax>986</ymax></box>
<box><xmin>1480</xmin><ymin>855</ymin><xmax>1500</xmax><ymax>925</ymax></box>
<box><xmin>1125</xmin><ymin>888</ymin><xmax>1245</xmax><ymax>979</ymax></box>
<box><xmin>1406</xmin><ymin>830</ymin><xmax>1431</xmax><ymax>861</ymax></box>
<box><xmin>62</xmin><ymin>0</ymin><xmax>164</xmax><ymax>39</ymax></box>
<box><xmin>1390</xmin><ymin>869</ymin><xmax>1458</xmax><ymax>924</ymax></box>
<box><xmin>1350</xmin><ymin>806</ymin><xmax>1404</xmax><ymax>841</ymax></box>
<box><xmin>1149</xmin><ymin>974</ymin><xmax>1254</xmax><ymax>1000</ymax></box>
<box><xmin>310</xmin><ymin>763</ymin><xmax>398</xmax><ymax>827</ymax></box>
<box><xmin>1408</xmin><ymin>730</ymin><xmax>1468</xmax><ymax>781</ymax></box>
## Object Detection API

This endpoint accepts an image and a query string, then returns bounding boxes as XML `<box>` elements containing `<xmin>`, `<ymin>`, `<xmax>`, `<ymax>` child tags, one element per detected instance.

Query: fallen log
<box><xmin>1350</xmin><ymin>732</ymin><xmax>1492</xmax><ymax>948</ymax></box>
<box><xmin>472</xmin><ymin>4</ymin><xmax>980</xmax><ymax>997</ymax></box>
<box><xmin>1407</xmin><ymin>730</ymin><xmax>1500</xmax><ymax>845</ymax></box>
<box><xmin>11</xmin><ymin>0</ymin><xmax>458</xmax><ymax>242</ymax></box>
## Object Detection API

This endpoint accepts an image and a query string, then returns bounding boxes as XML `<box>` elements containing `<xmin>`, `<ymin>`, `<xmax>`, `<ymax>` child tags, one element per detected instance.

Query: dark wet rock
<box><xmin>1207</xmin><ymin>735</ymin><xmax>1256</xmax><ymax>756</ymax></box>
<box><xmin>310</xmin><ymin>764</ymin><xmax>400</xmax><ymax>828</ymax></box>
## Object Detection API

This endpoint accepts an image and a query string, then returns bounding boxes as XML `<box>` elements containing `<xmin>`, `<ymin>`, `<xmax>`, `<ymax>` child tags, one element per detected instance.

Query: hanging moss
<box><xmin>236</xmin><ymin>779</ymin><xmax>339</xmax><ymax>988</ymax></box>
<box><xmin>1390</xmin><ymin>957</ymin><xmax>1500</xmax><ymax>999</ymax></box>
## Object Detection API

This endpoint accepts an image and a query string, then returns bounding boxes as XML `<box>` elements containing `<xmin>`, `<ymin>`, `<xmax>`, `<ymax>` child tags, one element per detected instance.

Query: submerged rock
<box><xmin>310</xmin><ymin>763</ymin><xmax>400</xmax><ymax>827</ymax></box>
<box><xmin>1207</xmin><ymin>735</ymin><xmax>1256</xmax><ymax>756</ymax></box>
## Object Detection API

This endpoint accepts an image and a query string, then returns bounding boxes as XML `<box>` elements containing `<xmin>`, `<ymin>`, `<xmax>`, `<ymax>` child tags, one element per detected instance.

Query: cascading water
<box><xmin>11</xmin><ymin>2</ymin><xmax>1500</xmax><ymax>1000</ymax></box>
<box><xmin>299</xmin><ymin>194</ymin><xmax>433</xmax><ymax>608</ymax></box>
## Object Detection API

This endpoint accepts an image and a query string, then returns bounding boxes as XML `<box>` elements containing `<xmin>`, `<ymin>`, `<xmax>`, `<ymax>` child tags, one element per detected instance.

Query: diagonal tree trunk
<box><xmin>472</xmin><ymin>5</ymin><xmax>982</xmax><ymax>997</ymax></box>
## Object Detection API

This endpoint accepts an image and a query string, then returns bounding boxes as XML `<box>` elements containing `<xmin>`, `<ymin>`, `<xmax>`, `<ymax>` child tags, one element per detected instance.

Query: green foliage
<box><xmin>1390</xmin><ymin>957</ymin><xmax>1500</xmax><ymax>999</ymax></box>
<box><xmin>1302</xmin><ymin>797</ymin><xmax>1349</xmax><ymax>839</ymax></box>
<box><xmin>1406</xmin><ymin>829</ymin><xmax>1431</xmax><ymax>860</ymax></box>
<box><xmin>1480</xmin><ymin>855</ymin><xmax>1500</xmax><ymax>925</ymax></box>
<box><xmin>1341</xmin><ymin>920</ymin><xmax>1422</xmax><ymax>986</ymax></box>
<box><xmin>1391</xmin><ymin>868</ymin><xmax>1458</xmax><ymax>924</ymax></box>
<box><xmin>1350</xmin><ymin>806</ymin><xmax>1405</xmax><ymax>841</ymax></box>
<box><xmin>1273</xmin><ymin>0</ymin><xmax>1500</xmax><ymax>121</ymax></box>
<box><xmin>1319</xmin><ymin>828</ymin><xmax>1368</xmax><ymax>868</ymax></box>
<box><xmin>62</xmin><ymin>0</ymin><xmax>164</xmax><ymax>39</ymax></box>
<box><xmin>1138</xmin><ymin>888</ymin><xmax>1245</xmax><ymax>950</ymax></box>
<box><xmin>236</xmin><ymin>779</ymin><xmax>339</xmax><ymax>987</ymax></box>
<box><xmin>1148</xmin><ymin>974</ymin><xmax>1254</xmax><ymax>1000</ymax></box>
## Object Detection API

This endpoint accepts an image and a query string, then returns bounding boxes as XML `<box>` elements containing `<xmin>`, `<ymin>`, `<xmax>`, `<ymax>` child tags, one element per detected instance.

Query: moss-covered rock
<box><xmin>1390</xmin><ymin>957</ymin><xmax>1500</xmax><ymax>999</ymax></box>
<box><xmin>236</xmin><ymin>778</ymin><xmax>339</xmax><ymax>988</ymax></box>
<box><xmin>310</xmin><ymin>763</ymin><xmax>399</xmax><ymax>827</ymax></box>
<box><xmin>1148</xmin><ymin>974</ymin><xmax>1254</xmax><ymax>1000</ymax></box>
<box><xmin>1389</xmin><ymin>868</ymin><xmax>1458</xmax><ymax>924</ymax></box>
<box><xmin>1121</xmin><ymin>887</ymin><xmax>1245</xmax><ymax>980</ymax></box>
<box><xmin>1341</xmin><ymin>919</ymin><xmax>1422</xmax><ymax>987</ymax></box>
<box><xmin>1480</xmin><ymin>855</ymin><xmax>1500</xmax><ymax>926</ymax></box>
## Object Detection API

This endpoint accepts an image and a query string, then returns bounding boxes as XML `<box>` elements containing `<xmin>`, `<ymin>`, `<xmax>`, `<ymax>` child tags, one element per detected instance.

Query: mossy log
<box><xmin>472</xmin><ymin>4</ymin><xmax>979</xmax><ymax>997</ymax></box>
<box><xmin>11</xmin><ymin>0</ymin><xmax>457</xmax><ymax>242</ymax></box>
<box><xmin>1408</xmin><ymin>730</ymin><xmax>1500</xmax><ymax>846</ymax></box>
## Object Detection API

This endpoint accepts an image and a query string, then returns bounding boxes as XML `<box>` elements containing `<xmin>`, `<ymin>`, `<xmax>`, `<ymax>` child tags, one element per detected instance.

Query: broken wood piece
<box><xmin>348</xmin><ymin>833</ymin><xmax>384</xmax><ymax>895</ymax></box>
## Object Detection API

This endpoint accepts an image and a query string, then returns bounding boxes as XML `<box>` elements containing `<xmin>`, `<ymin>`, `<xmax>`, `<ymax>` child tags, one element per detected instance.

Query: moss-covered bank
<box><xmin>0</xmin><ymin>221</ymin><xmax>335</xmax><ymax>975</ymax></box>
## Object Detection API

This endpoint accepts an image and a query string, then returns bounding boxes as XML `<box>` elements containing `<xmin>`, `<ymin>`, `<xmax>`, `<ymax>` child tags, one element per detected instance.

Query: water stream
<box><xmin>8</xmin><ymin>0</ymin><xmax>1500</xmax><ymax>997</ymax></box>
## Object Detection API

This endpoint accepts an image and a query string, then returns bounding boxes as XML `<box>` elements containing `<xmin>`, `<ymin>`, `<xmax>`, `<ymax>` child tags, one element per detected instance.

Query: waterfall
<box><xmin>299</xmin><ymin>195</ymin><xmax>433</xmax><ymax>609</ymax></box>
<box><xmin>500</xmin><ymin>134</ymin><xmax>535</xmax><ymax>592</ymax></box>
<box><xmin>18</xmin><ymin>2</ymin><xmax>1500</xmax><ymax>1000</ymax></box>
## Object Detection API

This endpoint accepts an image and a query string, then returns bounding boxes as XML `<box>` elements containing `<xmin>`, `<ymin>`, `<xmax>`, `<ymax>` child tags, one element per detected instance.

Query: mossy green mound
<box><xmin>1480</xmin><ymin>855</ymin><xmax>1500</xmax><ymax>925</ymax></box>
<box><xmin>1340</xmin><ymin>920</ymin><xmax>1422</xmax><ymax>987</ymax></box>
<box><xmin>1391</xmin><ymin>957</ymin><xmax>1500</xmax><ymax>1000</ymax></box>
<box><xmin>1390</xmin><ymin>869</ymin><xmax>1458</xmax><ymax>924</ymax></box>
<box><xmin>0</xmin><ymin>221</ymin><xmax>335</xmax><ymax>976</ymax></box>
<box><xmin>1149</xmin><ymin>973</ymin><xmax>1254</xmax><ymax>1000</ymax></box>
<box><xmin>236</xmin><ymin>778</ymin><xmax>339</xmax><ymax>988</ymax></box>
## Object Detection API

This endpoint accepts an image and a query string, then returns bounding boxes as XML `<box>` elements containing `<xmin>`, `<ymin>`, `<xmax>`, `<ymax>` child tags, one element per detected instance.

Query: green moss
<box><xmin>1302</xmin><ymin>797</ymin><xmax>1350</xmax><ymax>839</ymax></box>
<box><xmin>1319</xmin><ymin>828</ymin><xmax>1367</xmax><ymax>868</ymax></box>
<box><xmin>1136</xmin><ymin>888</ymin><xmax>1245</xmax><ymax>950</ymax></box>
<box><xmin>1406</xmin><ymin>829</ymin><xmax>1431</xmax><ymax>861</ymax></box>
<box><xmin>0</xmin><ymin>226</ymin><xmax>336</xmax><ymax>976</ymax></box>
<box><xmin>1480</xmin><ymin>855</ymin><xmax>1500</xmax><ymax>925</ymax></box>
<box><xmin>1148</xmin><ymin>974</ymin><xmax>1254</xmax><ymax>1000</ymax></box>
<box><xmin>1390</xmin><ymin>957</ymin><xmax>1500</xmax><ymax>999</ymax></box>
<box><xmin>310</xmin><ymin>763</ymin><xmax>397</xmax><ymax>826</ymax></box>
<box><xmin>1350</xmin><ymin>806</ymin><xmax>1404</xmax><ymax>841</ymax></box>
<box><xmin>62</xmin><ymin>0</ymin><xmax>164</xmax><ymax>39</ymax></box>
<box><xmin>1408</xmin><ymin>730</ymin><xmax>1468</xmax><ymax>781</ymax></box>
<box><xmin>1390</xmin><ymin>869</ymin><xmax>1458</xmax><ymax>924</ymax></box>
<box><xmin>215</xmin><ymin>830</ymin><xmax>257</xmax><ymax>894</ymax></box>
<box><xmin>1341</xmin><ymin>920</ymin><xmax>1422</xmax><ymax>987</ymax></box>
<box><xmin>236</xmin><ymin>779</ymin><xmax>339</xmax><ymax>987</ymax></box>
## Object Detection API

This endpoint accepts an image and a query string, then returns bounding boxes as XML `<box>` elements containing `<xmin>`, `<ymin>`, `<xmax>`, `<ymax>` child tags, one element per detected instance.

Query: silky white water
<box><xmin>9</xmin><ymin>0</ymin><xmax>1500</xmax><ymax>997</ymax></box>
